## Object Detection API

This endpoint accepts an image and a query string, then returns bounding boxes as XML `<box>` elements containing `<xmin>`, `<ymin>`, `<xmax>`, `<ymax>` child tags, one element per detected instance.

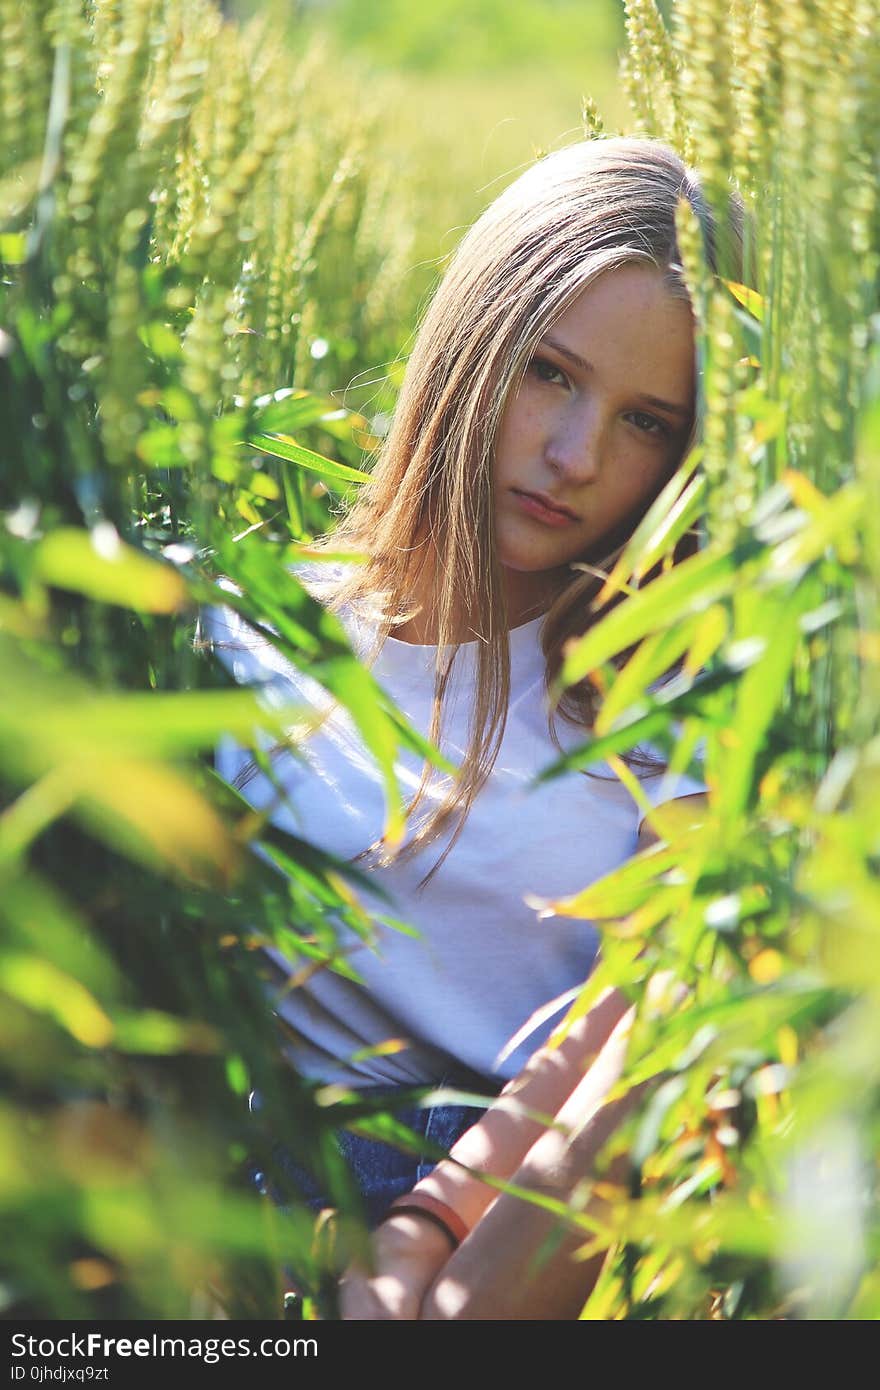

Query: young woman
<box><xmin>206</xmin><ymin>136</ymin><xmax>739</xmax><ymax>1318</ymax></box>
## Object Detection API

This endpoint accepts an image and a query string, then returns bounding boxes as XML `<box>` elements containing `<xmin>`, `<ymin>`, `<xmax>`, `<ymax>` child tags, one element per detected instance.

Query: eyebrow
<box><xmin>540</xmin><ymin>335</ymin><xmax>693</xmax><ymax>421</ymax></box>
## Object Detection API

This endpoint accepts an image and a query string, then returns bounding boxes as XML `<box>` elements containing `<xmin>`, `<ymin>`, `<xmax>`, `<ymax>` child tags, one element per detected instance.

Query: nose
<box><xmin>543</xmin><ymin>399</ymin><xmax>604</xmax><ymax>485</ymax></box>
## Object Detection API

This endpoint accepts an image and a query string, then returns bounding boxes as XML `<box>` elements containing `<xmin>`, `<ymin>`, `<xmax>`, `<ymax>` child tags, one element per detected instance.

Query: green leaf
<box><xmin>0</xmin><ymin>953</ymin><xmax>114</xmax><ymax>1048</ymax></box>
<box><xmin>248</xmin><ymin>471</ymin><xmax>281</xmax><ymax>500</ymax></box>
<box><xmin>555</xmin><ymin>540</ymin><xmax>761</xmax><ymax>694</ymax></box>
<box><xmin>536</xmin><ymin>662</ymin><xmax>741</xmax><ymax>783</ymax></box>
<box><xmin>137</xmin><ymin>426</ymin><xmax>186</xmax><ymax>467</ymax></box>
<box><xmin>159</xmin><ymin>386</ymin><xmax>198</xmax><ymax>422</ymax></box>
<box><xmin>716</xmin><ymin>589</ymin><xmax>815</xmax><ymax>819</ymax></box>
<box><xmin>765</xmin><ymin>482</ymin><xmax>863</xmax><ymax>576</ymax></box>
<box><xmin>248</xmin><ymin>433</ymin><xmax>371</xmax><ymax>486</ymax></box>
<box><xmin>3</xmin><ymin>689</ymin><xmax>300</xmax><ymax>761</ymax></box>
<box><xmin>595</xmin><ymin>615</ymin><xmax>703</xmax><ymax>735</ymax></box>
<box><xmin>723</xmin><ymin>279</ymin><xmax>766</xmax><ymax>321</ymax></box>
<box><xmin>33</xmin><ymin>528</ymin><xmax>186</xmax><ymax>612</ymax></box>
<box><xmin>0</xmin><ymin>867</ymin><xmax>120</xmax><ymax>997</ymax></box>
<box><xmin>623</xmin><ymin>984</ymin><xmax>837</xmax><ymax>1090</ymax></box>
<box><xmin>247</xmin><ymin>389</ymin><xmax>356</xmax><ymax>436</ymax></box>
<box><xmin>137</xmin><ymin>322</ymin><xmax>182</xmax><ymax>361</ymax></box>
<box><xmin>0</xmin><ymin>232</ymin><xmax>28</xmax><ymax>265</ymax></box>
<box><xmin>591</xmin><ymin>449</ymin><xmax>704</xmax><ymax>607</ymax></box>
<box><xmin>110</xmin><ymin>1009</ymin><xmax>220</xmax><ymax>1054</ymax></box>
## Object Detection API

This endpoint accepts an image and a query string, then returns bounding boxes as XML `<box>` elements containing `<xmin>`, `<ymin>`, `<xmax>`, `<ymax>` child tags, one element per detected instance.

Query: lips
<box><xmin>511</xmin><ymin>489</ymin><xmax>581</xmax><ymax>526</ymax></box>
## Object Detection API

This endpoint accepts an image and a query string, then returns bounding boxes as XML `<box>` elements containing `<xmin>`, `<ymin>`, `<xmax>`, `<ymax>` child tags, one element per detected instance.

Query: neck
<box><xmin>502</xmin><ymin>566</ymin><xmax>563</xmax><ymax>628</ymax></box>
<box><xmin>392</xmin><ymin>557</ymin><xmax>561</xmax><ymax>646</ymax></box>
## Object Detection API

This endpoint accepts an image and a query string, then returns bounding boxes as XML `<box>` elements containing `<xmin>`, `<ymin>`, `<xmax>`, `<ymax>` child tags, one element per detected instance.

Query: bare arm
<box><xmin>420</xmin><ymin>1004</ymin><xmax>639</xmax><ymax>1319</ymax></box>
<box><xmin>340</xmin><ymin>793</ymin><xmax>707</xmax><ymax>1319</ymax></box>
<box><xmin>338</xmin><ymin>986</ymin><xmax>631</xmax><ymax>1319</ymax></box>
<box><xmin>408</xmin><ymin>983</ymin><xmax>631</xmax><ymax>1227</ymax></box>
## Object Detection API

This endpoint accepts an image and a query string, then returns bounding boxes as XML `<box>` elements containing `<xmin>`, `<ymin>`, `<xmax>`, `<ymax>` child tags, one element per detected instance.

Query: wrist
<box><xmin>374</xmin><ymin>1211</ymin><xmax>458</xmax><ymax>1263</ymax></box>
<box><xmin>408</xmin><ymin>1164</ymin><xmax>501</xmax><ymax>1235</ymax></box>
<box><xmin>383</xmin><ymin>1192</ymin><xmax>469</xmax><ymax>1249</ymax></box>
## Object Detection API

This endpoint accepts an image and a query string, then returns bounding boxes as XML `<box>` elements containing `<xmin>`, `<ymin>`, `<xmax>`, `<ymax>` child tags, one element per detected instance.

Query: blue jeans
<box><xmin>252</xmin><ymin>1093</ymin><xmax>489</xmax><ymax>1229</ymax></box>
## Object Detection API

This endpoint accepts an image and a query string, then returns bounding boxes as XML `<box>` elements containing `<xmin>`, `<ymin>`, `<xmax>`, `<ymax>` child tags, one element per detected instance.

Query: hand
<box><xmin>339</xmin><ymin>1212</ymin><xmax>454</xmax><ymax>1320</ymax></box>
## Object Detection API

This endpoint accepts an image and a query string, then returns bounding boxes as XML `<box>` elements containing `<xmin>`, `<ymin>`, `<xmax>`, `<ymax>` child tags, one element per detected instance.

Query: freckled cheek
<box><xmin>496</xmin><ymin>401</ymin><xmax>544</xmax><ymax>458</ymax></box>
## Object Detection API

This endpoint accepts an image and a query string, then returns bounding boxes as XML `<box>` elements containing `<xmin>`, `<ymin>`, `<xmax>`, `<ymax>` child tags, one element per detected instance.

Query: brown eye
<box><xmin>626</xmin><ymin>410</ymin><xmax>668</xmax><ymax>437</ymax></box>
<box><xmin>529</xmin><ymin>356</ymin><xmax>568</xmax><ymax>387</ymax></box>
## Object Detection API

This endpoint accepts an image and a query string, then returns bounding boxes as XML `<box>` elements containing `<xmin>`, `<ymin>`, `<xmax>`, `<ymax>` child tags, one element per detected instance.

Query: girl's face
<box><xmin>492</xmin><ymin>263</ymin><xmax>696</xmax><ymax>623</ymax></box>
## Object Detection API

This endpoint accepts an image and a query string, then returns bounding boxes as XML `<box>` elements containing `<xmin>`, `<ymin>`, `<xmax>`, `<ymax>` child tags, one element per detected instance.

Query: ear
<box><xmin>637</xmin><ymin>792</ymin><xmax>709</xmax><ymax>848</ymax></box>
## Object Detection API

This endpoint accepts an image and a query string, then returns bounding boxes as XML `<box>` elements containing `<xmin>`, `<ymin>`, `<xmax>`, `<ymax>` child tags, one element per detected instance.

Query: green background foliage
<box><xmin>279</xmin><ymin>0</ymin><xmax>628</xmax><ymax>312</ymax></box>
<box><xmin>2</xmin><ymin>0</ymin><xmax>879</xmax><ymax>1320</ymax></box>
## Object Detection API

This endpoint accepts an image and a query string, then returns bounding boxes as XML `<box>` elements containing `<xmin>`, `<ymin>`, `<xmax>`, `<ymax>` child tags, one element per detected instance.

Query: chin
<box><xmin>496</xmin><ymin>540</ymin><xmax>574</xmax><ymax>575</ymax></box>
<box><xmin>499</xmin><ymin>555</ymin><xmax>559</xmax><ymax>576</ymax></box>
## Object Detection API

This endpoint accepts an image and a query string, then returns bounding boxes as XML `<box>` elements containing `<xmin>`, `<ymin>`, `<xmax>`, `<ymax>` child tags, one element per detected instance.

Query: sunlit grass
<box><xmin>1</xmin><ymin>0</ymin><xmax>879</xmax><ymax>1320</ymax></box>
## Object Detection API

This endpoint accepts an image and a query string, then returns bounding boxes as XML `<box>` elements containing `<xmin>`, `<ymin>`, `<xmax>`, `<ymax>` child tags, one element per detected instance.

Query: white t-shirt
<box><xmin>204</xmin><ymin>594</ymin><xmax>706</xmax><ymax>1089</ymax></box>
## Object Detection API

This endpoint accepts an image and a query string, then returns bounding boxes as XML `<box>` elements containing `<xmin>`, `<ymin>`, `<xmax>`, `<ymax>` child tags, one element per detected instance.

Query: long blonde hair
<box><xmin>310</xmin><ymin>137</ymin><xmax>742</xmax><ymax>869</ymax></box>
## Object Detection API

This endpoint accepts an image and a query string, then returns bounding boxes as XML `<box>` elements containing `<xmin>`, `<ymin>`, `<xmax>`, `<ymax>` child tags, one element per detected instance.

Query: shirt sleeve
<box><xmin>198</xmin><ymin>594</ymin><xmax>304</xmax><ymax>705</ymax></box>
<box><xmin>197</xmin><ymin>595</ymin><xmax>323</xmax><ymax>800</ymax></box>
